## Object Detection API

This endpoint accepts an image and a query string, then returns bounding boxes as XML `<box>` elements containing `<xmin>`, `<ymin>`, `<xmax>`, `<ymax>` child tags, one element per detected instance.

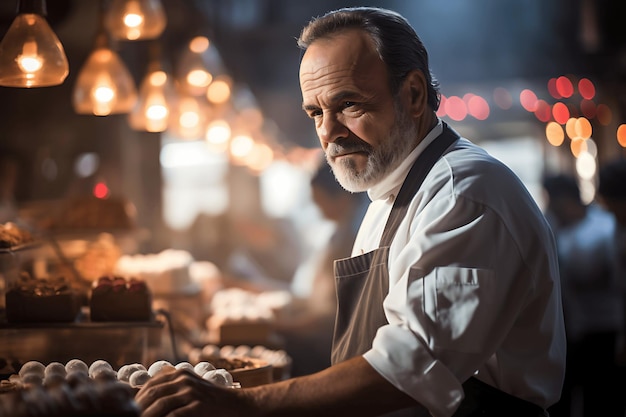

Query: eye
<box><xmin>306</xmin><ymin>109</ymin><xmax>322</xmax><ymax>119</ymax></box>
<box><xmin>343</xmin><ymin>101</ymin><xmax>356</xmax><ymax>109</ymax></box>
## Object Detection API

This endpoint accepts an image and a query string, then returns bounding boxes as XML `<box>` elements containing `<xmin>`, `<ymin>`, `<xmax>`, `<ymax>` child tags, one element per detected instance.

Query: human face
<box><xmin>299</xmin><ymin>29</ymin><xmax>418</xmax><ymax>192</ymax></box>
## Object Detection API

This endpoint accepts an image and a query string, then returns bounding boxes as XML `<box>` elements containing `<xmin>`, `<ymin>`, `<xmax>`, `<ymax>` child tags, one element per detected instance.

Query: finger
<box><xmin>135</xmin><ymin>377</ymin><xmax>181</xmax><ymax>408</ymax></box>
<box><xmin>136</xmin><ymin>371</ymin><xmax>203</xmax><ymax>408</ymax></box>
<box><xmin>136</xmin><ymin>369</ymin><xmax>191</xmax><ymax>398</ymax></box>
<box><xmin>140</xmin><ymin>390</ymin><xmax>195</xmax><ymax>417</ymax></box>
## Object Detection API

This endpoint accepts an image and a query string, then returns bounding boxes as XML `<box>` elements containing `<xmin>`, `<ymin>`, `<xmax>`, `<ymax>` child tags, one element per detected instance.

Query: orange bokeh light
<box><xmin>570</xmin><ymin>137</ymin><xmax>587</xmax><ymax>157</ymax></box>
<box><xmin>546</xmin><ymin>121</ymin><xmax>564</xmax><ymax>146</ymax></box>
<box><xmin>575</xmin><ymin>117</ymin><xmax>592</xmax><ymax>139</ymax></box>
<box><xmin>617</xmin><ymin>124</ymin><xmax>626</xmax><ymax>147</ymax></box>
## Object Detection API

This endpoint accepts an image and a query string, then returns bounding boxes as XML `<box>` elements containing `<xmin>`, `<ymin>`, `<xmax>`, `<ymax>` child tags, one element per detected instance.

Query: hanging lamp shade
<box><xmin>168</xmin><ymin>93</ymin><xmax>210</xmax><ymax>139</ymax></box>
<box><xmin>129</xmin><ymin>59</ymin><xmax>177</xmax><ymax>132</ymax></box>
<box><xmin>105</xmin><ymin>0</ymin><xmax>167</xmax><ymax>41</ymax></box>
<box><xmin>0</xmin><ymin>0</ymin><xmax>69</xmax><ymax>87</ymax></box>
<box><xmin>175</xmin><ymin>35</ymin><xmax>225</xmax><ymax>97</ymax></box>
<box><xmin>72</xmin><ymin>31</ymin><xmax>137</xmax><ymax>116</ymax></box>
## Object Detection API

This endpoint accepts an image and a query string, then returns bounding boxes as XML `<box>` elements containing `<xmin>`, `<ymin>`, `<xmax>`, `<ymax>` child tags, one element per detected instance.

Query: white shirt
<box><xmin>358</xmin><ymin>121</ymin><xmax>566</xmax><ymax>416</ymax></box>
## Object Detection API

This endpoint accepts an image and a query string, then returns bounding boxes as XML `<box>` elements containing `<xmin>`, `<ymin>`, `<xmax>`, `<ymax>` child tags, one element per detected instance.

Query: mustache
<box><xmin>326</xmin><ymin>138</ymin><xmax>373</xmax><ymax>158</ymax></box>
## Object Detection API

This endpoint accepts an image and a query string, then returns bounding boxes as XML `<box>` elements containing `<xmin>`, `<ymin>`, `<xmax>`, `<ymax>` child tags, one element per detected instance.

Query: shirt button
<box><xmin>388</xmin><ymin>194</ymin><xmax>395</xmax><ymax>202</ymax></box>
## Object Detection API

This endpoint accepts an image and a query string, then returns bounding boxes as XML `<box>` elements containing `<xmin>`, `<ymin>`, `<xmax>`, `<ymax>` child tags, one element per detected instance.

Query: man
<box><xmin>543</xmin><ymin>174</ymin><xmax>622</xmax><ymax>417</ymax></box>
<box><xmin>137</xmin><ymin>7</ymin><xmax>565</xmax><ymax>416</ymax></box>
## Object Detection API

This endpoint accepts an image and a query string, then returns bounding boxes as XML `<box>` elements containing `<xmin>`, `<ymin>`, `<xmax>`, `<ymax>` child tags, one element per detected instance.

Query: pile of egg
<box><xmin>12</xmin><ymin>358</ymin><xmax>237</xmax><ymax>390</ymax></box>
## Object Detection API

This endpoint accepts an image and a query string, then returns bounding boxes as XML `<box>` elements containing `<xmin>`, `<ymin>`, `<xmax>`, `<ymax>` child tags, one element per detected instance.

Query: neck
<box><xmin>413</xmin><ymin>110</ymin><xmax>437</xmax><ymax>147</ymax></box>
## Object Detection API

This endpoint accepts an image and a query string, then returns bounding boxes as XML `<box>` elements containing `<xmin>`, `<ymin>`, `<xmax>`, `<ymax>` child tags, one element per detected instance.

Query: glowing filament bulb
<box><xmin>16</xmin><ymin>40</ymin><xmax>43</xmax><ymax>74</ymax></box>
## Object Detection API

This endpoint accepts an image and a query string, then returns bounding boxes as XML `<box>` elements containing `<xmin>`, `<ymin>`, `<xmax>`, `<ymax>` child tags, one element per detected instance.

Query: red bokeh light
<box><xmin>547</xmin><ymin>78</ymin><xmax>562</xmax><ymax>99</ymax></box>
<box><xmin>520</xmin><ymin>89</ymin><xmax>538</xmax><ymax>112</ymax></box>
<box><xmin>555</xmin><ymin>76</ymin><xmax>574</xmax><ymax>98</ymax></box>
<box><xmin>467</xmin><ymin>95</ymin><xmax>490</xmax><ymax>120</ymax></box>
<box><xmin>580</xmin><ymin>99</ymin><xmax>597</xmax><ymax>119</ymax></box>
<box><xmin>552</xmin><ymin>102</ymin><xmax>570</xmax><ymax>124</ymax></box>
<box><xmin>578</xmin><ymin>78</ymin><xmax>596</xmax><ymax>100</ymax></box>
<box><xmin>444</xmin><ymin>96</ymin><xmax>467</xmax><ymax>121</ymax></box>
<box><xmin>93</xmin><ymin>182</ymin><xmax>110</xmax><ymax>199</ymax></box>
<box><xmin>534</xmin><ymin>100</ymin><xmax>552</xmax><ymax>122</ymax></box>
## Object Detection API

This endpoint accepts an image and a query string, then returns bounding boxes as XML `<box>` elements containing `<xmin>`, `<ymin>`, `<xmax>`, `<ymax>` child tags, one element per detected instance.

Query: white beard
<box><xmin>328</xmin><ymin>100</ymin><xmax>418</xmax><ymax>193</ymax></box>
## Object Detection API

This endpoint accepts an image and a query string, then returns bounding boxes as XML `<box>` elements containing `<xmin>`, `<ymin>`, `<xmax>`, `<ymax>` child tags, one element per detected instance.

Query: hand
<box><xmin>135</xmin><ymin>369</ymin><xmax>251</xmax><ymax>417</ymax></box>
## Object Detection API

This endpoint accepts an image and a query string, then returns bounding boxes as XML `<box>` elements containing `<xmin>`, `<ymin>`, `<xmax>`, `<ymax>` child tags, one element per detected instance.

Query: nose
<box><xmin>317</xmin><ymin>112</ymin><xmax>348</xmax><ymax>144</ymax></box>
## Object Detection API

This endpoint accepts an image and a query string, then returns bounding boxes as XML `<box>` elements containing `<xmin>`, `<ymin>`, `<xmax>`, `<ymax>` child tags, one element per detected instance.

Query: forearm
<box><xmin>243</xmin><ymin>356</ymin><xmax>417</xmax><ymax>416</ymax></box>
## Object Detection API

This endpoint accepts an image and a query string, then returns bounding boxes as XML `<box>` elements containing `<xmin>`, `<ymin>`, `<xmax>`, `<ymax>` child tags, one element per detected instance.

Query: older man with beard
<box><xmin>137</xmin><ymin>7</ymin><xmax>565</xmax><ymax>417</ymax></box>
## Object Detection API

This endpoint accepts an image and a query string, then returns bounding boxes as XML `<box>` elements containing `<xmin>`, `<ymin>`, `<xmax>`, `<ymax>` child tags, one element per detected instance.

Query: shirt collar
<box><xmin>367</xmin><ymin>119</ymin><xmax>444</xmax><ymax>201</ymax></box>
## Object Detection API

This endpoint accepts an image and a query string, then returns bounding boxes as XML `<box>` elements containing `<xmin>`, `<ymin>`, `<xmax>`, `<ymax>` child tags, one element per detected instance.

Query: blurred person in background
<box><xmin>598</xmin><ymin>159</ymin><xmax>626</xmax><ymax>411</ymax></box>
<box><xmin>543</xmin><ymin>174</ymin><xmax>623</xmax><ymax>417</ymax></box>
<box><xmin>283</xmin><ymin>158</ymin><xmax>369</xmax><ymax>376</ymax></box>
<box><xmin>598</xmin><ymin>159</ymin><xmax>626</xmax><ymax>290</ymax></box>
<box><xmin>137</xmin><ymin>7</ymin><xmax>565</xmax><ymax>416</ymax></box>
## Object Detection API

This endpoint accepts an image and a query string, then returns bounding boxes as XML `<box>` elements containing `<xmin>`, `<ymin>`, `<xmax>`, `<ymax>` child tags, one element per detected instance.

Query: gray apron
<box><xmin>331</xmin><ymin>123</ymin><xmax>548</xmax><ymax>417</ymax></box>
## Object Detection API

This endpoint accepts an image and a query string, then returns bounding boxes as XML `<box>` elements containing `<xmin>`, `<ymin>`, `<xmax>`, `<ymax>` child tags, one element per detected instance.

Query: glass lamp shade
<box><xmin>175</xmin><ymin>36</ymin><xmax>225</xmax><ymax>97</ymax></box>
<box><xmin>0</xmin><ymin>13</ymin><xmax>69</xmax><ymax>87</ymax></box>
<box><xmin>72</xmin><ymin>47</ymin><xmax>137</xmax><ymax>116</ymax></box>
<box><xmin>105</xmin><ymin>0</ymin><xmax>167</xmax><ymax>41</ymax></box>
<box><xmin>168</xmin><ymin>94</ymin><xmax>210</xmax><ymax>139</ymax></box>
<box><xmin>128</xmin><ymin>68</ymin><xmax>177</xmax><ymax>132</ymax></box>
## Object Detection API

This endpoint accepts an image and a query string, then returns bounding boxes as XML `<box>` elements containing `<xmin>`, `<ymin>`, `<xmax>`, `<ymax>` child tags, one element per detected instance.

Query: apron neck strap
<box><xmin>379</xmin><ymin>122</ymin><xmax>460</xmax><ymax>247</ymax></box>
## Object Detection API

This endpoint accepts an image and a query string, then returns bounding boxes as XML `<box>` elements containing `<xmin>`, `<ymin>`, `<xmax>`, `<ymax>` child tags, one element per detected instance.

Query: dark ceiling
<box><xmin>1</xmin><ymin>0</ymin><xmax>625</xmax><ymax>149</ymax></box>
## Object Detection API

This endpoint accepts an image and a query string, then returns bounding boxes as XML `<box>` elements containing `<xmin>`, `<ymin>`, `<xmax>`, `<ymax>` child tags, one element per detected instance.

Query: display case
<box><xmin>0</xmin><ymin>225</ymin><xmax>166</xmax><ymax>377</ymax></box>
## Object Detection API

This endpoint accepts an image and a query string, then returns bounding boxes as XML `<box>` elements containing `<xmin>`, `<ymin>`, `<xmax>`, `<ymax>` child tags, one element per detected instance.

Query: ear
<box><xmin>402</xmin><ymin>70</ymin><xmax>428</xmax><ymax>118</ymax></box>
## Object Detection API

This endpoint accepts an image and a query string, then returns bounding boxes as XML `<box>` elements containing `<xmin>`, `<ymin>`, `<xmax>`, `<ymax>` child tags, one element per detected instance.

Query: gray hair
<box><xmin>297</xmin><ymin>7</ymin><xmax>440</xmax><ymax>110</ymax></box>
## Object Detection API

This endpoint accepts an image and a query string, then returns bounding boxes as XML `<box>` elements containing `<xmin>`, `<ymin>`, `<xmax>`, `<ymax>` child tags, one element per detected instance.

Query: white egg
<box><xmin>147</xmin><ymin>360</ymin><xmax>173</xmax><ymax>377</ymax></box>
<box><xmin>175</xmin><ymin>362</ymin><xmax>194</xmax><ymax>372</ymax></box>
<box><xmin>19</xmin><ymin>361</ymin><xmax>45</xmax><ymax>378</ymax></box>
<box><xmin>193</xmin><ymin>361</ymin><xmax>216</xmax><ymax>377</ymax></box>
<box><xmin>88</xmin><ymin>360</ymin><xmax>113</xmax><ymax>379</ymax></box>
<box><xmin>129</xmin><ymin>370</ymin><xmax>151</xmax><ymax>388</ymax></box>
<box><xmin>65</xmin><ymin>359</ymin><xmax>89</xmax><ymax>375</ymax></box>
<box><xmin>202</xmin><ymin>369</ymin><xmax>234</xmax><ymax>387</ymax></box>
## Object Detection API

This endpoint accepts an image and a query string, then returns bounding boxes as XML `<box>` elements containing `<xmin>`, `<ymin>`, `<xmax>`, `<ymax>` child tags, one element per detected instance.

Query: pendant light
<box><xmin>128</xmin><ymin>42</ymin><xmax>177</xmax><ymax>132</ymax></box>
<box><xmin>169</xmin><ymin>93</ymin><xmax>210</xmax><ymax>140</ymax></box>
<box><xmin>105</xmin><ymin>0</ymin><xmax>167</xmax><ymax>41</ymax></box>
<box><xmin>175</xmin><ymin>35</ymin><xmax>225</xmax><ymax>97</ymax></box>
<box><xmin>72</xmin><ymin>2</ymin><xmax>137</xmax><ymax>116</ymax></box>
<box><xmin>0</xmin><ymin>0</ymin><xmax>69</xmax><ymax>88</ymax></box>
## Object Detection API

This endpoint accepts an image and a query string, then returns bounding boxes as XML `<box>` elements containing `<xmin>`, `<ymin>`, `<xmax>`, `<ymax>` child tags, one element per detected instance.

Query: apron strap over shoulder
<box><xmin>380</xmin><ymin>122</ymin><xmax>460</xmax><ymax>248</ymax></box>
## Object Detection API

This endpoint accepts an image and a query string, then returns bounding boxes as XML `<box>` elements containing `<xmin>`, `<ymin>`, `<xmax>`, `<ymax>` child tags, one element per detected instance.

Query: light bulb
<box><xmin>175</xmin><ymin>35</ymin><xmax>225</xmax><ymax>97</ymax></box>
<box><xmin>105</xmin><ymin>0</ymin><xmax>167</xmax><ymax>41</ymax></box>
<box><xmin>169</xmin><ymin>94</ymin><xmax>210</xmax><ymax>139</ymax></box>
<box><xmin>73</xmin><ymin>40</ymin><xmax>137</xmax><ymax>116</ymax></box>
<box><xmin>0</xmin><ymin>1</ymin><xmax>69</xmax><ymax>88</ymax></box>
<box><xmin>129</xmin><ymin>66</ymin><xmax>177</xmax><ymax>132</ymax></box>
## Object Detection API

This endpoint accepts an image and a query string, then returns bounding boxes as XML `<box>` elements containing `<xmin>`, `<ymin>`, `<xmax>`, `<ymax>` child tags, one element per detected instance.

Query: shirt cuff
<box><xmin>363</xmin><ymin>325</ymin><xmax>464</xmax><ymax>417</ymax></box>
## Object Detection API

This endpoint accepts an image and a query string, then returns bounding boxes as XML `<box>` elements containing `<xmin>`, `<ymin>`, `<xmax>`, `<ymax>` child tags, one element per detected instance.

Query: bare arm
<box><xmin>136</xmin><ymin>356</ymin><xmax>418</xmax><ymax>417</ymax></box>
